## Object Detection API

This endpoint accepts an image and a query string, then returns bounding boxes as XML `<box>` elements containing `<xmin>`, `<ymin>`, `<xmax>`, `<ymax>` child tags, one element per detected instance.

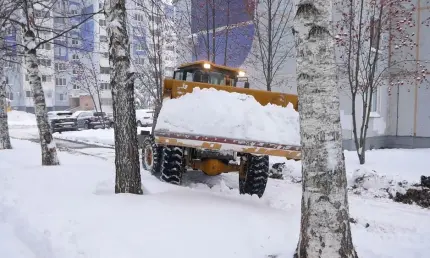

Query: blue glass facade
<box><xmin>190</xmin><ymin>0</ymin><xmax>255</xmax><ymax>67</ymax></box>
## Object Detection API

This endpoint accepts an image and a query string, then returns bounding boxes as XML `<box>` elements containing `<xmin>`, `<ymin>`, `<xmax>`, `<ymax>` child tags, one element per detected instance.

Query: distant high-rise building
<box><xmin>3</xmin><ymin>0</ymin><xmax>176</xmax><ymax>113</ymax></box>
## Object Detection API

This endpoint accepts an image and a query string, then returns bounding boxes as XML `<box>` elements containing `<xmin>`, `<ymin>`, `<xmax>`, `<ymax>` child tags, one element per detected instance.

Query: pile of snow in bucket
<box><xmin>155</xmin><ymin>88</ymin><xmax>300</xmax><ymax>146</ymax></box>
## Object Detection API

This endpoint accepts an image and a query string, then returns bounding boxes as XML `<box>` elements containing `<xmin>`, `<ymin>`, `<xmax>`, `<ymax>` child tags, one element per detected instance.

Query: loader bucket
<box><xmin>153</xmin><ymin>78</ymin><xmax>301</xmax><ymax>160</ymax></box>
<box><xmin>163</xmin><ymin>78</ymin><xmax>299</xmax><ymax>110</ymax></box>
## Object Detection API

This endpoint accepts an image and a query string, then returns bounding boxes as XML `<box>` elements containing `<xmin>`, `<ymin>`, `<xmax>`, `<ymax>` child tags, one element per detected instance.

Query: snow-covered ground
<box><xmin>6</xmin><ymin>110</ymin><xmax>37</xmax><ymax>127</ymax></box>
<box><xmin>1</xmin><ymin>139</ymin><xmax>429</xmax><ymax>258</ymax></box>
<box><xmin>7</xmin><ymin>111</ymin><xmax>150</xmax><ymax>147</ymax></box>
<box><xmin>272</xmin><ymin>148</ymin><xmax>430</xmax><ymax>198</ymax></box>
<box><xmin>7</xmin><ymin>110</ymin><xmax>429</xmax><ymax>197</ymax></box>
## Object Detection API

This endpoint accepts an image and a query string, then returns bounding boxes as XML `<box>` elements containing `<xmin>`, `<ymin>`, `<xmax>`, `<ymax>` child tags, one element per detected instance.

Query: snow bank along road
<box><xmin>0</xmin><ymin>139</ymin><xmax>429</xmax><ymax>258</ymax></box>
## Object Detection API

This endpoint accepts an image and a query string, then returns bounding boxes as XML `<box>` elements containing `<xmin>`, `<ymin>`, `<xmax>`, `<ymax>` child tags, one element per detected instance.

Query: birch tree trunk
<box><xmin>23</xmin><ymin>27</ymin><xmax>60</xmax><ymax>165</ymax></box>
<box><xmin>293</xmin><ymin>1</ymin><xmax>357</xmax><ymax>257</ymax></box>
<box><xmin>105</xmin><ymin>0</ymin><xmax>142</xmax><ymax>194</ymax></box>
<box><xmin>0</xmin><ymin>67</ymin><xmax>12</xmax><ymax>150</ymax></box>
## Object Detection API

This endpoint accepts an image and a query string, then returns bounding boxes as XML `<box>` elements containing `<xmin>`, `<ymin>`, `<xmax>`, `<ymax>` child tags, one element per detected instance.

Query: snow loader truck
<box><xmin>139</xmin><ymin>61</ymin><xmax>300</xmax><ymax>197</ymax></box>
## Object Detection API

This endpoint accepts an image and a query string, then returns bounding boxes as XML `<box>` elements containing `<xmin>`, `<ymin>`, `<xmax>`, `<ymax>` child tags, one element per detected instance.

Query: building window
<box><xmin>35</xmin><ymin>10</ymin><xmax>50</xmax><ymax>18</ymax></box>
<box><xmin>150</xmin><ymin>15</ymin><xmax>162</xmax><ymax>24</ymax></box>
<box><xmin>100</xmin><ymin>66</ymin><xmax>110</xmax><ymax>74</ymax></box>
<box><xmin>72</xmin><ymin>53</ymin><xmax>79</xmax><ymax>60</ymax></box>
<box><xmin>46</xmin><ymin>90</ymin><xmax>52</xmax><ymax>98</ymax></box>
<box><xmin>7</xmin><ymin>92</ymin><xmax>13</xmax><ymax>100</ymax></box>
<box><xmin>55</xmin><ymin>46</ymin><xmax>66</xmax><ymax>56</ymax></box>
<box><xmin>73</xmin><ymin>83</ymin><xmax>80</xmax><ymax>89</ymax></box>
<box><xmin>371</xmin><ymin>89</ymin><xmax>378</xmax><ymax>113</ymax></box>
<box><xmin>370</xmin><ymin>16</ymin><xmax>381</xmax><ymax>49</ymax></box>
<box><xmin>72</xmin><ymin>39</ymin><xmax>79</xmax><ymax>45</ymax></box>
<box><xmin>100</xmin><ymin>35</ymin><xmax>108</xmax><ymax>42</ymax></box>
<box><xmin>101</xmin><ymin>98</ymin><xmax>112</xmax><ymax>105</ymax></box>
<box><xmin>100</xmin><ymin>82</ymin><xmax>110</xmax><ymax>90</ymax></box>
<box><xmin>99</xmin><ymin>19</ymin><xmax>106</xmax><ymax>27</ymax></box>
<box><xmin>72</xmin><ymin>69</ymin><xmax>79</xmax><ymax>75</ymax></box>
<box><xmin>54</xmin><ymin>17</ymin><xmax>65</xmax><ymax>24</ymax></box>
<box><xmin>56</xmin><ymin>0</ymin><xmax>66</xmax><ymax>10</ymax></box>
<box><xmin>102</xmin><ymin>52</ymin><xmax>109</xmax><ymax>59</ymax></box>
<box><xmin>4</xmin><ymin>26</ymin><xmax>13</xmax><ymax>35</ymax></box>
<box><xmin>55</xmin><ymin>63</ymin><xmax>67</xmax><ymax>71</ymax></box>
<box><xmin>71</xmin><ymin>9</ymin><xmax>79</xmax><ymax>15</ymax></box>
<box><xmin>40</xmin><ymin>43</ymin><xmax>51</xmax><ymax>50</ymax></box>
<box><xmin>134</xmin><ymin>13</ymin><xmax>144</xmax><ymax>22</ymax></box>
<box><xmin>136</xmin><ymin>44</ymin><xmax>145</xmax><ymax>51</ymax></box>
<box><xmin>38</xmin><ymin>58</ymin><xmax>52</xmax><ymax>67</ymax></box>
<box><xmin>4</xmin><ymin>62</ymin><xmax>13</xmax><ymax>69</ymax></box>
<box><xmin>26</xmin><ymin>91</ymin><xmax>31</xmax><ymax>97</ymax></box>
<box><xmin>59</xmin><ymin>94</ymin><xmax>64</xmax><ymax>101</ymax></box>
<box><xmin>39</xmin><ymin>31</ymin><xmax>51</xmax><ymax>39</ymax></box>
<box><xmin>150</xmin><ymin>29</ymin><xmax>161</xmax><ymax>37</ymax></box>
<box><xmin>133</xmin><ymin>27</ymin><xmax>142</xmax><ymax>36</ymax></box>
<box><xmin>135</xmin><ymin>58</ymin><xmax>144</xmax><ymax>65</ymax></box>
<box><xmin>42</xmin><ymin>75</ymin><xmax>52</xmax><ymax>82</ymax></box>
<box><xmin>56</xmin><ymin>77</ymin><xmax>67</xmax><ymax>86</ymax></box>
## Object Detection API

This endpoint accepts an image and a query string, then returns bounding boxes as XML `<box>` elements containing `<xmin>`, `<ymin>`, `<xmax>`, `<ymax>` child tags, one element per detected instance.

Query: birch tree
<box><xmin>293</xmin><ymin>1</ymin><xmax>358</xmax><ymax>257</ymax></box>
<box><xmin>16</xmin><ymin>0</ymin><xmax>100</xmax><ymax>165</ymax></box>
<box><xmin>105</xmin><ymin>0</ymin><xmax>142</xmax><ymax>194</ymax></box>
<box><xmin>0</xmin><ymin>65</ymin><xmax>12</xmax><ymax>149</ymax></box>
<box><xmin>0</xmin><ymin>0</ymin><xmax>19</xmax><ymax>150</ymax></box>
<box><xmin>21</xmin><ymin>2</ymin><xmax>60</xmax><ymax>165</ymax></box>
<box><xmin>0</xmin><ymin>0</ymin><xmax>101</xmax><ymax>164</ymax></box>
<box><xmin>247</xmin><ymin>0</ymin><xmax>295</xmax><ymax>91</ymax></box>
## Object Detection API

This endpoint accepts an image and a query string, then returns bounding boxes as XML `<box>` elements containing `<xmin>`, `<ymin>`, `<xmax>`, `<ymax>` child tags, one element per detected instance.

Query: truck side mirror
<box><xmin>244</xmin><ymin>82</ymin><xmax>250</xmax><ymax>89</ymax></box>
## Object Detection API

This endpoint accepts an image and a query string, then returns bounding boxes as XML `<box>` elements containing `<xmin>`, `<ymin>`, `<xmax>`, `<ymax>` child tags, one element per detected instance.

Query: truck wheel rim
<box><xmin>144</xmin><ymin>145</ymin><xmax>153</xmax><ymax>168</ymax></box>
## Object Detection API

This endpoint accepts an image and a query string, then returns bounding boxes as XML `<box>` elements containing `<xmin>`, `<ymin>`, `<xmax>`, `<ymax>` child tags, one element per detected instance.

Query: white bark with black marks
<box><xmin>0</xmin><ymin>67</ymin><xmax>12</xmax><ymax>150</ymax></box>
<box><xmin>293</xmin><ymin>1</ymin><xmax>358</xmax><ymax>257</ymax></box>
<box><xmin>105</xmin><ymin>0</ymin><xmax>142</xmax><ymax>194</ymax></box>
<box><xmin>23</xmin><ymin>25</ymin><xmax>60</xmax><ymax>165</ymax></box>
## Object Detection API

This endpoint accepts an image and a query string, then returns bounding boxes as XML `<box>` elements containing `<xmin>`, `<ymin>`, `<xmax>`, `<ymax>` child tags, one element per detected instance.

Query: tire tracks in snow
<box><xmin>11</xmin><ymin>136</ymin><xmax>114</xmax><ymax>160</ymax></box>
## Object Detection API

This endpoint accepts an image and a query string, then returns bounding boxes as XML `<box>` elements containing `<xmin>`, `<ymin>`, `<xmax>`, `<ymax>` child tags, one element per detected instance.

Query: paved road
<box><xmin>12</xmin><ymin>136</ymin><xmax>116</xmax><ymax>160</ymax></box>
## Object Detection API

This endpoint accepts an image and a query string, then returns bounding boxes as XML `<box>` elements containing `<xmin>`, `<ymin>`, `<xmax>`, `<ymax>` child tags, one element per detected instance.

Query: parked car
<box><xmin>47</xmin><ymin>111</ymin><xmax>78</xmax><ymax>133</ymax></box>
<box><xmin>136</xmin><ymin>109</ymin><xmax>154</xmax><ymax>127</ymax></box>
<box><xmin>106</xmin><ymin>113</ymin><xmax>114</xmax><ymax>126</ymax></box>
<box><xmin>73</xmin><ymin>111</ymin><xmax>113</xmax><ymax>130</ymax></box>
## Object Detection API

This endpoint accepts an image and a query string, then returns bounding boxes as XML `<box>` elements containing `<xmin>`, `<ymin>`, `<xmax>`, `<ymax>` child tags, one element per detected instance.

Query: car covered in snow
<box><xmin>136</xmin><ymin>109</ymin><xmax>154</xmax><ymax>127</ymax></box>
<box><xmin>47</xmin><ymin>111</ymin><xmax>78</xmax><ymax>133</ymax></box>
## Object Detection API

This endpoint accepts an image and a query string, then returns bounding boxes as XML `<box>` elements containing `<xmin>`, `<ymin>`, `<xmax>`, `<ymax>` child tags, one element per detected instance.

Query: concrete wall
<box><xmin>386</xmin><ymin>1</ymin><xmax>430</xmax><ymax>139</ymax></box>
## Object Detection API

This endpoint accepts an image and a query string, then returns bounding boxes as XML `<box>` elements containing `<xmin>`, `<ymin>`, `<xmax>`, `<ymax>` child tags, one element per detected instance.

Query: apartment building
<box><xmin>4</xmin><ymin>0</ymin><xmax>176</xmax><ymax>113</ymax></box>
<box><xmin>173</xmin><ymin>0</ymin><xmax>430</xmax><ymax>150</ymax></box>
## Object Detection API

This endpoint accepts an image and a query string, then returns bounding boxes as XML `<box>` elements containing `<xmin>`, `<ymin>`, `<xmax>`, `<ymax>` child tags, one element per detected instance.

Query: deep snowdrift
<box><xmin>155</xmin><ymin>88</ymin><xmax>301</xmax><ymax>146</ymax></box>
<box><xmin>271</xmin><ymin>148</ymin><xmax>430</xmax><ymax>198</ymax></box>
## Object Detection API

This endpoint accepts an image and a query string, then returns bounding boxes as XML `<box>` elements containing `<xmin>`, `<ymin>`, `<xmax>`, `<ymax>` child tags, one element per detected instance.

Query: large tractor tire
<box><xmin>141</xmin><ymin>137</ymin><xmax>162</xmax><ymax>176</ymax></box>
<box><xmin>160</xmin><ymin>146</ymin><xmax>185</xmax><ymax>185</ymax></box>
<box><xmin>239</xmin><ymin>154</ymin><xmax>269</xmax><ymax>198</ymax></box>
